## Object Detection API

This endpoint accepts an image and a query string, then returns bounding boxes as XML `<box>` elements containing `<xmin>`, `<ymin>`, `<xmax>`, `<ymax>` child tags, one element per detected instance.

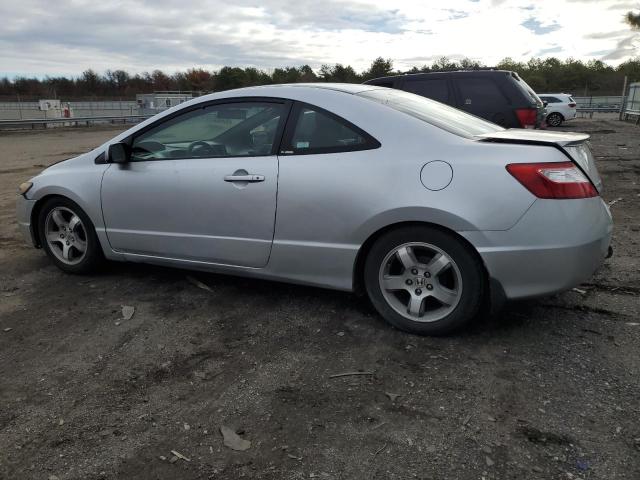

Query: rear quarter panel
<box><xmin>274</xmin><ymin>93</ymin><xmax>558</xmax><ymax>244</ymax></box>
<box><xmin>269</xmin><ymin>92</ymin><xmax>571</xmax><ymax>288</ymax></box>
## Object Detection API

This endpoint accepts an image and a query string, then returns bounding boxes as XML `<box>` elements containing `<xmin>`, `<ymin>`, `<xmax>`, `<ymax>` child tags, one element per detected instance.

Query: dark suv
<box><xmin>363</xmin><ymin>70</ymin><xmax>545</xmax><ymax>129</ymax></box>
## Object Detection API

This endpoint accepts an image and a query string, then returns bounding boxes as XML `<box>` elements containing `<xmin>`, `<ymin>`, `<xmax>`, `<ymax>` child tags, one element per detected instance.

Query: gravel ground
<box><xmin>0</xmin><ymin>119</ymin><xmax>638</xmax><ymax>480</ymax></box>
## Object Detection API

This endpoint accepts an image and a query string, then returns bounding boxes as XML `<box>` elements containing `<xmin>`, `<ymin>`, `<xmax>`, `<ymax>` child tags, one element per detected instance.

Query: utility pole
<box><xmin>618</xmin><ymin>75</ymin><xmax>628</xmax><ymax>121</ymax></box>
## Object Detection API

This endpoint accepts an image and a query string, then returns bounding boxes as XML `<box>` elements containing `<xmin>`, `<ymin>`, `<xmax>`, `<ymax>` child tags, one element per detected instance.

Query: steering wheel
<box><xmin>188</xmin><ymin>141</ymin><xmax>215</xmax><ymax>157</ymax></box>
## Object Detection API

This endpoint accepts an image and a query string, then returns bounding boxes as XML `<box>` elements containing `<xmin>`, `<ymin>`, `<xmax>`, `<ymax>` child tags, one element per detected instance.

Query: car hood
<box><xmin>475</xmin><ymin>129</ymin><xmax>602</xmax><ymax>192</ymax></box>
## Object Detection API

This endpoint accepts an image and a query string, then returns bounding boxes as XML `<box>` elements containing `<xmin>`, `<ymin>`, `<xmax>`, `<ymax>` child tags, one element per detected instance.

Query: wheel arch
<box><xmin>352</xmin><ymin>221</ymin><xmax>503</xmax><ymax>313</ymax></box>
<box><xmin>547</xmin><ymin>111</ymin><xmax>565</xmax><ymax>121</ymax></box>
<box><xmin>31</xmin><ymin>194</ymin><xmax>67</xmax><ymax>247</ymax></box>
<box><xmin>30</xmin><ymin>193</ymin><xmax>97</xmax><ymax>248</ymax></box>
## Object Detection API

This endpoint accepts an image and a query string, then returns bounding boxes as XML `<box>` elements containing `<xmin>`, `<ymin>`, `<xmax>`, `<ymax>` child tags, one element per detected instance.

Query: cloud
<box><xmin>602</xmin><ymin>34</ymin><xmax>640</xmax><ymax>60</ymax></box>
<box><xmin>521</xmin><ymin>18</ymin><xmax>562</xmax><ymax>35</ymax></box>
<box><xmin>0</xmin><ymin>0</ymin><xmax>638</xmax><ymax>77</ymax></box>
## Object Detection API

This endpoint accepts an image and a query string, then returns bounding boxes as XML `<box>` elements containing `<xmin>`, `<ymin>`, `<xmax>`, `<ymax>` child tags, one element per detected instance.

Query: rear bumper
<box><xmin>16</xmin><ymin>196</ymin><xmax>38</xmax><ymax>247</ymax></box>
<box><xmin>462</xmin><ymin>197</ymin><xmax>613</xmax><ymax>300</ymax></box>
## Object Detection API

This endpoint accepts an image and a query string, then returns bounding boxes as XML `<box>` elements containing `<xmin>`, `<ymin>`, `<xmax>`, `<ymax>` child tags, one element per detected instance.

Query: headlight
<box><xmin>18</xmin><ymin>182</ymin><xmax>33</xmax><ymax>196</ymax></box>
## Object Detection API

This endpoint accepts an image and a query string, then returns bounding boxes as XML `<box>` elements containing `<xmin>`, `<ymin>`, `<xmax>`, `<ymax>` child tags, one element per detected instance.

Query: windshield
<box><xmin>357</xmin><ymin>88</ymin><xmax>504</xmax><ymax>138</ymax></box>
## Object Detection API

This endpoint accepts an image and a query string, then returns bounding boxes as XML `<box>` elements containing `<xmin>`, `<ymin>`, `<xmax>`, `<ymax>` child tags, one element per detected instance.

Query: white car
<box><xmin>539</xmin><ymin>93</ymin><xmax>577</xmax><ymax>127</ymax></box>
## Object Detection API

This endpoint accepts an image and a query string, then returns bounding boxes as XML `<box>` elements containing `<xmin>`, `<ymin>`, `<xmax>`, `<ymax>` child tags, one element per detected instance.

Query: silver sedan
<box><xmin>16</xmin><ymin>84</ymin><xmax>613</xmax><ymax>335</ymax></box>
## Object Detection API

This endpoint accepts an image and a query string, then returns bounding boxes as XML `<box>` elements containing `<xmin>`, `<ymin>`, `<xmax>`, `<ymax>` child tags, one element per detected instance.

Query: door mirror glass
<box><xmin>109</xmin><ymin>142</ymin><xmax>131</xmax><ymax>163</ymax></box>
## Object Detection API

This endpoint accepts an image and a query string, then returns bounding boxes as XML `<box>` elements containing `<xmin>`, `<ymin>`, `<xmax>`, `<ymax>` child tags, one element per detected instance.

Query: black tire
<box><xmin>364</xmin><ymin>226</ymin><xmax>485</xmax><ymax>335</ymax></box>
<box><xmin>37</xmin><ymin>197</ymin><xmax>103</xmax><ymax>274</ymax></box>
<box><xmin>546</xmin><ymin>112</ymin><xmax>563</xmax><ymax>127</ymax></box>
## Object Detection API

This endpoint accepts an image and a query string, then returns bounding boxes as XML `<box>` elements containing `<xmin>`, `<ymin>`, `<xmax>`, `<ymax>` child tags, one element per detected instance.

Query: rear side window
<box><xmin>403</xmin><ymin>79</ymin><xmax>450</xmax><ymax>104</ymax></box>
<box><xmin>282</xmin><ymin>103</ymin><xmax>380</xmax><ymax>155</ymax></box>
<box><xmin>370</xmin><ymin>80</ymin><xmax>394</xmax><ymax>88</ymax></box>
<box><xmin>541</xmin><ymin>96</ymin><xmax>561</xmax><ymax>103</ymax></box>
<box><xmin>454</xmin><ymin>77</ymin><xmax>508</xmax><ymax>107</ymax></box>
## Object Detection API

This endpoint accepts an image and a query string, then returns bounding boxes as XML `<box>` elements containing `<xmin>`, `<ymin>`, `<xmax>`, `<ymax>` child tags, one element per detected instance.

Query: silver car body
<box><xmin>16</xmin><ymin>84</ymin><xmax>612</xmax><ymax>302</ymax></box>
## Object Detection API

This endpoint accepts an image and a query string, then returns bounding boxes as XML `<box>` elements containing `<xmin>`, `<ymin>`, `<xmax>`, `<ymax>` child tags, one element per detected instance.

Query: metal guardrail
<box><xmin>573</xmin><ymin>96</ymin><xmax>623</xmax><ymax>113</ymax></box>
<box><xmin>0</xmin><ymin>101</ymin><xmax>139</xmax><ymax>110</ymax></box>
<box><xmin>577</xmin><ymin>106</ymin><xmax>621</xmax><ymax>113</ymax></box>
<box><xmin>0</xmin><ymin>115</ymin><xmax>153</xmax><ymax>130</ymax></box>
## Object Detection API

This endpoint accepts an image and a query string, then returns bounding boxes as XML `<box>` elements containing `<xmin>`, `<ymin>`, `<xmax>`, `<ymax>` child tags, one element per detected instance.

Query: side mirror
<box><xmin>543</xmin><ymin>101</ymin><xmax>548</xmax><ymax>107</ymax></box>
<box><xmin>108</xmin><ymin>142</ymin><xmax>131</xmax><ymax>164</ymax></box>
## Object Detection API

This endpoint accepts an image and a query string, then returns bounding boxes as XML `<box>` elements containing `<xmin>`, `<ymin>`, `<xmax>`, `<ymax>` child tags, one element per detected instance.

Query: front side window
<box><xmin>131</xmin><ymin>101</ymin><xmax>285</xmax><ymax>161</ymax></box>
<box><xmin>283</xmin><ymin>104</ymin><xmax>379</xmax><ymax>154</ymax></box>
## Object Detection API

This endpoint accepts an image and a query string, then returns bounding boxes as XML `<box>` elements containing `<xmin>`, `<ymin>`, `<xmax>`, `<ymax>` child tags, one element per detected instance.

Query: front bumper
<box><xmin>462</xmin><ymin>197</ymin><xmax>613</xmax><ymax>300</ymax></box>
<box><xmin>16</xmin><ymin>195</ymin><xmax>38</xmax><ymax>247</ymax></box>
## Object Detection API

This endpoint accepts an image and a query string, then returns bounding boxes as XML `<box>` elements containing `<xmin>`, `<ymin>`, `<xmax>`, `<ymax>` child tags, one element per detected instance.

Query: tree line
<box><xmin>1</xmin><ymin>56</ymin><xmax>639</xmax><ymax>101</ymax></box>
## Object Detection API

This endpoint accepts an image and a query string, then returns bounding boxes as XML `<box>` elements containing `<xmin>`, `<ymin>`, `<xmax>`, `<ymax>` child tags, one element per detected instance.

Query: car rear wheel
<box><xmin>364</xmin><ymin>226</ymin><xmax>485</xmax><ymax>335</ymax></box>
<box><xmin>546</xmin><ymin>112</ymin><xmax>563</xmax><ymax>127</ymax></box>
<box><xmin>38</xmin><ymin>197</ymin><xmax>103</xmax><ymax>274</ymax></box>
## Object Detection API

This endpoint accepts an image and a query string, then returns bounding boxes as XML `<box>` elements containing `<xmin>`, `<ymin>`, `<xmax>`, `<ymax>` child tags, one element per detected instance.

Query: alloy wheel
<box><xmin>547</xmin><ymin>113</ymin><xmax>562</xmax><ymax>127</ymax></box>
<box><xmin>378</xmin><ymin>242</ymin><xmax>463</xmax><ymax>322</ymax></box>
<box><xmin>44</xmin><ymin>206</ymin><xmax>88</xmax><ymax>265</ymax></box>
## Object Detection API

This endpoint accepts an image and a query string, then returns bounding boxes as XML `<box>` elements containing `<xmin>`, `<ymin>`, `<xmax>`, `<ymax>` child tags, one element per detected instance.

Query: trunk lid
<box><xmin>476</xmin><ymin>130</ymin><xmax>603</xmax><ymax>192</ymax></box>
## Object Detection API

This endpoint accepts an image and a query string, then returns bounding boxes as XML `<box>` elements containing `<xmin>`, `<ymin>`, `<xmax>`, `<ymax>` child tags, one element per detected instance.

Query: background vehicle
<box><xmin>539</xmin><ymin>93</ymin><xmax>577</xmax><ymax>127</ymax></box>
<box><xmin>364</xmin><ymin>70</ymin><xmax>545</xmax><ymax>129</ymax></box>
<box><xmin>16</xmin><ymin>84</ymin><xmax>611</xmax><ymax>335</ymax></box>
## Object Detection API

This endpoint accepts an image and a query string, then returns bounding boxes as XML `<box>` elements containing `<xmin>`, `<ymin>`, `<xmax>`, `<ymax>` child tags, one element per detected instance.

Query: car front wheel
<box><xmin>364</xmin><ymin>226</ymin><xmax>485</xmax><ymax>335</ymax></box>
<box><xmin>37</xmin><ymin>197</ymin><xmax>103</xmax><ymax>274</ymax></box>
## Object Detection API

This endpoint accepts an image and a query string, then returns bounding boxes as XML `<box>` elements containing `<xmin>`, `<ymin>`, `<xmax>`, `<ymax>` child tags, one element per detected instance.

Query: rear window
<box><xmin>403</xmin><ymin>78</ymin><xmax>450</xmax><ymax>104</ymax></box>
<box><xmin>357</xmin><ymin>88</ymin><xmax>504</xmax><ymax>138</ymax></box>
<box><xmin>512</xmin><ymin>74</ymin><xmax>543</xmax><ymax>106</ymax></box>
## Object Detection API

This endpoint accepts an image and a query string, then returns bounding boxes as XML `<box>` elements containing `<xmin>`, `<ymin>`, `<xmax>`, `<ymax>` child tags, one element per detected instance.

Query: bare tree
<box><xmin>626</xmin><ymin>10</ymin><xmax>640</xmax><ymax>28</ymax></box>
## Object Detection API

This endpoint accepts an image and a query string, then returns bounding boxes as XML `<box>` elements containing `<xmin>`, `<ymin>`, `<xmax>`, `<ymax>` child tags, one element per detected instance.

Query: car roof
<box><xmin>216</xmin><ymin>83</ymin><xmax>379</xmax><ymax>96</ymax></box>
<box><xmin>364</xmin><ymin>70</ymin><xmax>516</xmax><ymax>83</ymax></box>
<box><xmin>185</xmin><ymin>83</ymin><xmax>383</xmax><ymax>106</ymax></box>
<box><xmin>540</xmin><ymin>93</ymin><xmax>572</xmax><ymax>97</ymax></box>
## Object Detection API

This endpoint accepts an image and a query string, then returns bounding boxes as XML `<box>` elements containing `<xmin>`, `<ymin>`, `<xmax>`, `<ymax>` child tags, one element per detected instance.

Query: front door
<box><xmin>101</xmin><ymin>99</ymin><xmax>288</xmax><ymax>268</ymax></box>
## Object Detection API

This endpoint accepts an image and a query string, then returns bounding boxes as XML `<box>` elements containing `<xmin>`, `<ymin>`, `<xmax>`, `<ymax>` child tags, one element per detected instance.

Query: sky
<box><xmin>0</xmin><ymin>0</ymin><xmax>638</xmax><ymax>78</ymax></box>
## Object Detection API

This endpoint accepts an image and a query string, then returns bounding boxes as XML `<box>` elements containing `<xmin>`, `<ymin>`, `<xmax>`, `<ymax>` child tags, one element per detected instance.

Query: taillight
<box><xmin>506</xmin><ymin>162</ymin><xmax>598</xmax><ymax>199</ymax></box>
<box><xmin>515</xmin><ymin>108</ymin><xmax>537</xmax><ymax>128</ymax></box>
<box><xmin>568</xmin><ymin>103</ymin><xmax>576</xmax><ymax>108</ymax></box>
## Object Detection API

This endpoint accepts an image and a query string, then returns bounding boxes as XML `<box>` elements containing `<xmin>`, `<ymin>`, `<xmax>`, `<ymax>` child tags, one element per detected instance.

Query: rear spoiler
<box><xmin>475</xmin><ymin>130</ymin><xmax>589</xmax><ymax>146</ymax></box>
<box><xmin>475</xmin><ymin>130</ymin><xmax>602</xmax><ymax>192</ymax></box>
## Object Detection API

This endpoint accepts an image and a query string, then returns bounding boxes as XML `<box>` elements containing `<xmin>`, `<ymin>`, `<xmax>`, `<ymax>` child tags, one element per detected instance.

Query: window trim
<box><xmin>105</xmin><ymin>97</ymin><xmax>293</xmax><ymax>163</ymax></box>
<box><xmin>279</xmin><ymin>101</ymin><xmax>381</xmax><ymax>156</ymax></box>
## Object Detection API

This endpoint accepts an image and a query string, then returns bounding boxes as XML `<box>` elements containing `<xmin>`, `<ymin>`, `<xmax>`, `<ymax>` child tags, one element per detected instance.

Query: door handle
<box><xmin>224</xmin><ymin>174</ymin><xmax>265</xmax><ymax>182</ymax></box>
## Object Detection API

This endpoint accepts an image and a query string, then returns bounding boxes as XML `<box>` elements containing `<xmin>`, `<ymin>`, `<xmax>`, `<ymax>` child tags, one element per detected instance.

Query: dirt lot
<box><xmin>0</xmin><ymin>119</ymin><xmax>639</xmax><ymax>480</ymax></box>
